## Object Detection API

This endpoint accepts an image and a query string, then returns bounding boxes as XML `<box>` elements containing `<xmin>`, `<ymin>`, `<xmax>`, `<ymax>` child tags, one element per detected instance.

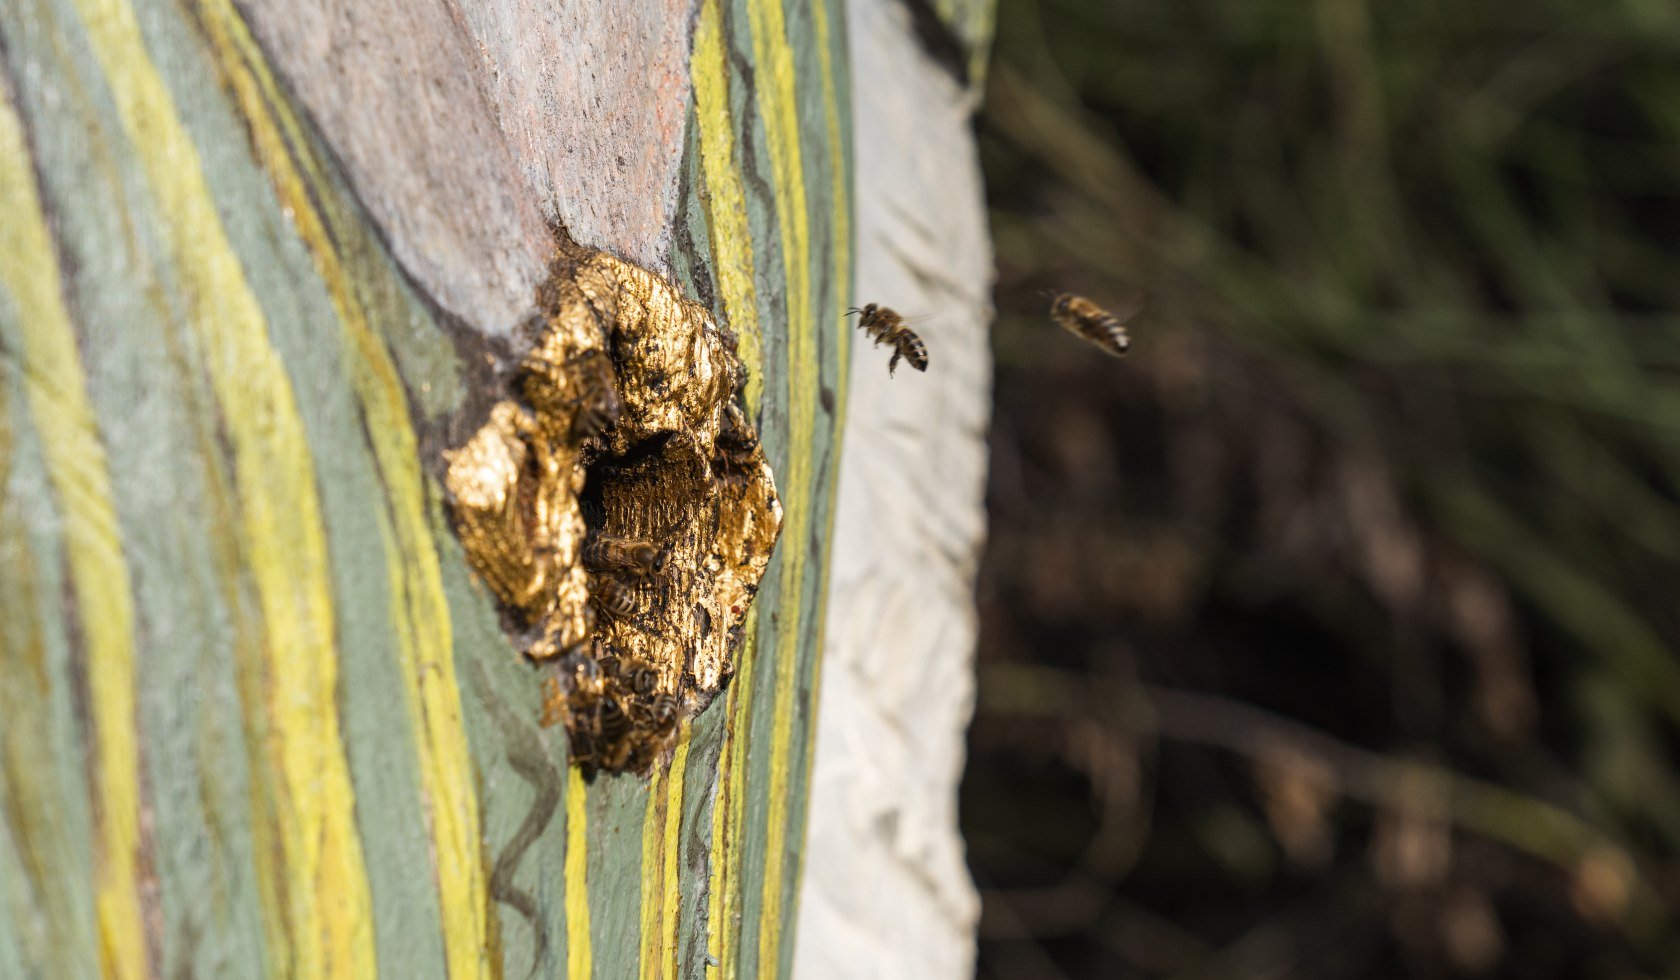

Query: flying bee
<box><xmin>590</xmin><ymin>575</ymin><xmax>638</xmax><ymax>621</ymax></box>
<box><xmin>582</xmin><ymin>533</ymin><xmax>669</xmax><ymax>579</ymax></box>
<box><xmin>847</xmin><ymin>303</ymin><xmax>928</xmax><ymax>376</ymax></box>
<box><xmin>1046</xmin><ymin>292</ymin><xmax>1130</xmax><ymax>357</ymax></box>
<box><xmin>568</xmin><ymin>349</ymin><xmax>623</xmax><ymax>441</ymax></box>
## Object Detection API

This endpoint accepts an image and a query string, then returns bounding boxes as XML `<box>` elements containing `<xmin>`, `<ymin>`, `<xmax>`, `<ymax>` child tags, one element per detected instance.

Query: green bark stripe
<box><xmin>694</xmin><ymin>0</ymin><xmax>851</xmax><ymax>974</ymax></box>
<box><xmin>588</xmin><ymin>775</ymin><xmax>649</xmax><ymax>970</ymax></box>
<box><xmin>1</xmin><ymin>10</ymin><xmax>278</xmax><ymax>965</ymax></box>
<box><xmin>0</xmin><ymin>296</ymin><xmax>103</xmax><ymax>978</ymax></box>
<box><xmin>129</xmin><ymin>4</ymin><xmax>449</xmax><ymax>973</ymax></box>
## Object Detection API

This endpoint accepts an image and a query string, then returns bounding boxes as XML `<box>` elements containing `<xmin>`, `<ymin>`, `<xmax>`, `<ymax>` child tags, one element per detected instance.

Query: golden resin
<box><xmin>446</xmin><ymin>237</ymin><xmax>782</xmax><ymax>774</ymax></box>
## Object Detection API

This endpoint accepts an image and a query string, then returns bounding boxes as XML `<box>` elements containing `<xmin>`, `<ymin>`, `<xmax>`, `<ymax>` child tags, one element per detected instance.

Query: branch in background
<box><xmin>976</xmin><ymin>663</ymin><xmax>1664</xmax><ymax>933</ymax></box>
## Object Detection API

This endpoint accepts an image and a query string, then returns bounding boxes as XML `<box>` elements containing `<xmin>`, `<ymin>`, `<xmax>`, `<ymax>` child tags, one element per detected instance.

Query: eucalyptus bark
<box><xmin>0</xmin><ymin>0</ymin><xmax>990</xmax><ymax>976</ymax></box>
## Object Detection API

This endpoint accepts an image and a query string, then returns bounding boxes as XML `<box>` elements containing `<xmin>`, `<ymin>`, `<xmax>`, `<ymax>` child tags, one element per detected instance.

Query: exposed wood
<box><xmin>236</xmin><ymin>0</ymin><xmax>700</xmax><ymax>332</ymax></box>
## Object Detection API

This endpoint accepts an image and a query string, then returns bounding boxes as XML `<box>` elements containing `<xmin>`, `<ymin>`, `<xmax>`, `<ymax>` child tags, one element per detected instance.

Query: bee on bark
<box><xmin>597</xmin><ymin>693</ymin><xmax>631</xmax><ymax>742</ymax></box>
<box><xmin>1046</xmin><ymin>292</ymin><xmax>1130</xmax><ymax>356</ymax></box>
<box><xmin>560</xmin><ymin>679</ymin><xmax>605</xmax><ymax>762</ymax></box>
<box><xmin>567</xmin><ymin>728</ymin><xmax>598</xmax><ymax>766</ymax></box>
<box><xmin>642</xmin><ymin>692</ymin><xmax>680</xmax><ymax>732</ymax></box>
<box><xmin>568</xmin><ymin>349</ymin><xmax>622</xmax><ymax>441</ymax></box>
<box><xmin>848</xmin><ymin>303</ymin><xmax>928</xmax><ymax>376</ymax></box>
<box><xmin>590</xmin><ymin>575</ymin><xmax>637</xmax><ymax>621</ymax></box>
<box><xmin>619</xmin><ymin>661</ymin><xmax>659</xmax><ymax>698</ymax></box>
<box><xmin>581</xmin><ymin>533</ymin><xmax>669</xmax><ymax>579</ymax></box>
<box><xmin>715</xmin><ymin>401</ymin><xmax>761</xmax><ymax>478</ymax></box>
<box><xmin>594</xmin><ymin>645</ymin><xmax>621</xmax><ymax>681</ymax></box>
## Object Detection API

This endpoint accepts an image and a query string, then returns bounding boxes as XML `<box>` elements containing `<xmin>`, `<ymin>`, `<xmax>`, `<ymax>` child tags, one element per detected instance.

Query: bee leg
<box><xmin>888</xmin><ymin>350</ymin><xmax>901</xmax><ymax>376</ymax></box>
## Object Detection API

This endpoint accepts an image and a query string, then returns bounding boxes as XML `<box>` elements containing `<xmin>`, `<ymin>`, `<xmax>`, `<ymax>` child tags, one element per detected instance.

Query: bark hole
<box><xmin>445</xmin><ymin>235</ymin><xmax>781</xmax><ymax>775</ymax></box>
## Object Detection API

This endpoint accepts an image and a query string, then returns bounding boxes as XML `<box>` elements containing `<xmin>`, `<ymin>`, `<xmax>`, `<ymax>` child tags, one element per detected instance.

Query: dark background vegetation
<box><xmin>964</xmin><ymin>0</ymin><xmax>1680</xmax><ymax>975</ymax></box>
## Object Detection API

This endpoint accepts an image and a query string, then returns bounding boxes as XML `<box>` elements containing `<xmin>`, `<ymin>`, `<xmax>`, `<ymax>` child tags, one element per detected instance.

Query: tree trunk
<box><xmin>0</xmin><ymin>0</ymin><xmax>991</xmax><ymax>976</ymax></box>
<box><xmin>795</xmin><ymin>0</ymin><xmax>992</xmax><ymax>976</ymax></box>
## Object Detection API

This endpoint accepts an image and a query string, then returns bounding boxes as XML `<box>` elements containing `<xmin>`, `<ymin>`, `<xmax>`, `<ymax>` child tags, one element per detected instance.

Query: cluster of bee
<box><xmin>549</xmin><ymin>342</ymin><xmax>766</xmax><ymax>774</ymax></box>
<box><xmin>556</xmin><ymin>637</ymin><xmax>684</xmax><ymax>773</ymax></box>
<box><xmin>553</xmin><ymin>346</ymin><xmax>690</xmax><ymax>771</ymax></box>
<box><xmin>850</xmin><ymin>291</ymin><xmax>1130</xmax><ymax>376</ymax></box>
<box><xmin>452</xmin><ymin>243</ymin><xmax>785</xmax><ymax>778</ymax></box>
<box><xmin>562</xmin><ymin>353</ymin><xmax>671</xmax><ymax>627</ymax></box>
<box><xmin>557</xmin><ymin>531</ymin><xmax>685</xmax><ymax>772</ymax></box>
<box><xmin>560</xmin><ymin>352</ymin><xmax>670</xmax><ymax>634</ymax></box>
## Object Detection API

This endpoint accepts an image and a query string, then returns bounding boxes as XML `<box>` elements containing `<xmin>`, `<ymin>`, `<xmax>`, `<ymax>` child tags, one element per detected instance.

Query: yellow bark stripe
<box><xmin>66</xmin><ymin>0</ymin><xmax>376</xmax><ymax>974</ymax></box>
<box><xmin>691</xmin><ymin>6</ymin><xmax>765</xmax><ymax>974</ymax></box>
<box><xmin>565</xmin><ymin>767</ymin><xmax>593</xmax><ymax>980</ymax></box>
<box><xmin>0</xmin><ymin>76</ymin><xmax>148</xmax><ymax>980</ymax></box>
<box><xmin>661</xmin><ymin>732</ymin><xmax>691</xmax><ymax>978</ymax></box>
<box><xmin>691</xmin><ymin>0</ymin><xmax>765</xmax><ymax>410</ymax></box>
<box><xmin>744</xmin><ymin>0</ymin><xmax>817</xmax><ymax>971</ymax></box>
<box><xmin>704</xmin><ymin>691</ymin><xmax>733</xmax><ymax>978</ymax></box>
<box><xmin>638</xmin><ymin>724</ymin><xmax>692</xmax><ymax>980</ymax></box>
<box><xmin>706</xmin><ymin>615</ymin><xmax>757</xmax><ymax>979</ymax></box>
<box><xmin>639</xmin><ymin>760</ymin><xmax>668</xmax><ymax>980</ymax></box>
<box><xmin>193</xmin><ymin>5</ymin><xmax>490</xmax><ymax>975</ymax></box>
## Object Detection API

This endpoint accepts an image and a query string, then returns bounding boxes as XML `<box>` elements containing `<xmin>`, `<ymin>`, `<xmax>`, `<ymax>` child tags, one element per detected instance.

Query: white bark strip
<box><xmin>796</xmin><ymin>0</ymin><xmax>991</xmax><ymax>975</ymax></box>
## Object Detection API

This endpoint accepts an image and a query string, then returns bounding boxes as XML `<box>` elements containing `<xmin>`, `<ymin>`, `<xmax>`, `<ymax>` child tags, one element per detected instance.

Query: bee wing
<box><xmin>1104</xmin><ymin>287</ymin><xmax>1147</xmax><ymax>323</ymax></box>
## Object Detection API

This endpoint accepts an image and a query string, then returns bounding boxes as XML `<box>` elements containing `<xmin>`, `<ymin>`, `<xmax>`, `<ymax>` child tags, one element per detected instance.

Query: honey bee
<box><xmin>597</xmin><ymin>693</ymin><xmax>631</xmax><ymax>741</ymax></box>
<box><xmin>715</xmin><ymin>401</ymin><xmax>760</xmax><ymax>477</ymax></box>
<box><xmin>623</xmin><ymin>662</ymin><xmax>658</xmax><ymax>697</ymax></box>
<box><xmin>582</xmin><ymin>533</ymin><xmax>669</xmax><ymax>579</ymax></box>
<box><xmin>567</xmin><ymin>728</ymin><xmax>598</xmax><ymax>765</ymax></box>
<box><xmin>568</xmin><ymin>350</ymin><xmax>622</xmax><ymax>440</ymax></box>
<box><xmin>590</xmin><ymin>575</ymin><xmax>637</xmax><ymax>621</ymax></box>
<box><xmin>642</xmin><ymin>692</ymin><xmax>680</xmax><ymax>732</ymax></box>
<box><xmin>848</xmin><ymin>304</ymin><xmax>928</xmax><ymax>376</ymax></box>
<box><xmin>1046</xmin><ymin>292</ymin><xmax>1130</xmax><ymax>356</ymax></box>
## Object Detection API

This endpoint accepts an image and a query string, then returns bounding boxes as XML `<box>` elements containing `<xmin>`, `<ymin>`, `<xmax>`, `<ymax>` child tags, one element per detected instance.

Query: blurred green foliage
<box><xmin>968</xmin><ymin>0</ymin><xmax>1680</xmax><ymax>975</ymax></box>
